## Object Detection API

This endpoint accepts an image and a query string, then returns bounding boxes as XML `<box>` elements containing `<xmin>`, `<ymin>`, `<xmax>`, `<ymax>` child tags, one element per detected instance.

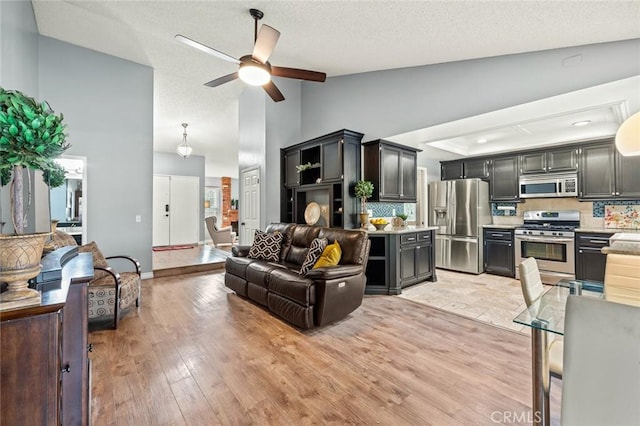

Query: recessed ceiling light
<box><xmin>477</xmin><ymin>138</ymin><xmax>488</xmax><ymax>144</ymax></box>
<box><xmin>573</xmin><ymin>120</ymin><xmax>591</xmax><ymax>127</ymax></box>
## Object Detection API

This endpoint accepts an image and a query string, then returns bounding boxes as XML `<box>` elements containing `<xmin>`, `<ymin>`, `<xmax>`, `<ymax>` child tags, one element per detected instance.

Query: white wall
<box><xmin>238</xmin><ymin>79</ymin><xmax>301</xmax><ymax>230</ymax></box>
<box><xmin>38</xmin><ymin>36</ymin><xmax>154</xmax><ymax>273</ymax></box>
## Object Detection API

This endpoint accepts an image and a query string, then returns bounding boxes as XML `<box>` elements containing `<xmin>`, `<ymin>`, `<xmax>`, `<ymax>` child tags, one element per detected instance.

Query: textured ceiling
<box><xmin>31</xmin><ymin>1</ymin><xmax>640</xmax><ymax>176</ymax></box>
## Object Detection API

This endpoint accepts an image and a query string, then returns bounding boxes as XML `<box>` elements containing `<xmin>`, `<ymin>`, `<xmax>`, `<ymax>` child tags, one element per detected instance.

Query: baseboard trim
<box><xmin>141</xmin><ymin>272</ymin><xmax>154</xmax><ymax>280</ymax></box>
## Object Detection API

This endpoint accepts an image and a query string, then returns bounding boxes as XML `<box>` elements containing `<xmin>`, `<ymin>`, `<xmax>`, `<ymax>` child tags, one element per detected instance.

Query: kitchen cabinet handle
<box><xmin>508</xmin><ymin>244</ymin><xmax>512</xmax><ymax>247</ymax></box>
<box><xmin>612</xmin><ymin>192</ymin><xmax>615</xmax><ymax>195</ymax></box>
<box><xmin>407</xmin><ymin>237</ymin><xmax>416</xmax><ymax>241</ymax></box>
<box><xmin>491</xmin><ymin>233</ymin><xmax>504</xmax><ymax>237</ymax></box>
<box><xmin>579</xmin><ymin>249</ymin><xmax>583</xmax><ymax>254</ymax></box>
<box><xmin>589</xmin><ymin>240</ymin><xmax>608</xmax><ymax>244</ymax></box>
<box><xmin>61</xmin><ymin>365</ymin><xmax>71</xmax><ymax>374</ymax></box>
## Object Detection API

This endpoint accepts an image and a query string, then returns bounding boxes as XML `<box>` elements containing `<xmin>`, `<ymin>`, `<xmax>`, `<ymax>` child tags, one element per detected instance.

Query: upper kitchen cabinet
<box><xmin>441</xmin><ymin>161</ymin><xmax>463</xmax><ymax>180</ymax></box>
<box><xmin>490</xmin><ymin>156</ymin><xmax>519</xmax><ymax>201</ymax></box>
<box><xmin>520</xmin><ymin>147</ymin><xmax>578</xmax><ymax>174</ymax></box>
<box><xmin>578</xmin><ymin>139</ymin><xmax>640</xmax><ymax>200</ymax></box>
<box><xmin>363</xmin><ymin>139</ymin><xmax>421</xmax><ymax>203</ymax></box>
<box><xmin>463</xmin><ymin>159</ymin><xmax>491</xmax><ymax>179</ymax></box>
<box><xmin>440</xmin><ymin>159</ymin><xmax>490</xmax><ymax>180</ymax></box>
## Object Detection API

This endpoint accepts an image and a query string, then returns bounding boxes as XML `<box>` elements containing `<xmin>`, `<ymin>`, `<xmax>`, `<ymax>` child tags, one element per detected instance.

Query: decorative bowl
<box><xmin>370</xmin><ymin>220</ymin><xmax>388</xmax><ymax>231</ymax></box>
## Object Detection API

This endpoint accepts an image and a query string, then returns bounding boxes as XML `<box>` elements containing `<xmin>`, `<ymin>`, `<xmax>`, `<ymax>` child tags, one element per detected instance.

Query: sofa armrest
<box><xmin>232</xmin><ymin>245</ymin><xmax>252</xmax><ymax>257</ymax></box>
<box><xmin>305</xmin><ymin>264</ymin><xmax>363</xmax><ymax>280</ymax></box>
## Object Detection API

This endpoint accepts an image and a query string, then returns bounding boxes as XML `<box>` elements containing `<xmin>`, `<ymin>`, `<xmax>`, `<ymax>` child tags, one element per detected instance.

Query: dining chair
<box><xmin>518</xmin><ymin>257</ymin><xmax>563</xmax><ymax>378</ymax></box>
<box><xmin>604</xmin><ymin>253</ymin><xmax>640</xmax><ymax>307</ymax></box>
<box><xmin>561</xmin><ymin>295</ymin><xmax>640</xmax><ymax>425</ymax></box>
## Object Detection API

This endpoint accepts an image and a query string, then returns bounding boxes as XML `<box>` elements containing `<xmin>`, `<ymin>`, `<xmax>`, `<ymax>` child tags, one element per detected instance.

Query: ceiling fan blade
<box><xmin>204</xmin><ymin>72</ymin><xmax>239</xmax><ymax>88</ymax></box>
<box><xmin>252</xmin><ymin>24</ymin><xmax>280</xmax><ymax>63</ymax></box>
<box><xmin>271</xmin><ymin>66</ymin><xmax>326</xmax><ymax>82</ymax></box>
<box><xmin>175</xmin><ymin>34</ymin><xmax>240</xmax><ymax>64</ymax></box>
<box><xmin>263</xmin><ymin>81</ymin><xmax>285</xmax><ymax>102</ymax></box>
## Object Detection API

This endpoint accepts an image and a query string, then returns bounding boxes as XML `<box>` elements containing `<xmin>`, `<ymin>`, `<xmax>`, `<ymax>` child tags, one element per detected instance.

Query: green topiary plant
<box><xmin>0</xmin><ymin>87</ymin><xmax>69</xmax><ymax>234</ymax></box>
<box><xmin>354</xmin><ymin>180</ymin><xmax>374</xmax><ymax>213</ymax></box>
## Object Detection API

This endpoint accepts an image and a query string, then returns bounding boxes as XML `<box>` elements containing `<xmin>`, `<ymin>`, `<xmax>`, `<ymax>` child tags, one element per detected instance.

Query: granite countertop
<box><xmin>602</xmin><ymin>241</ymin><xmax>640</xmax><ymax>255</ymax></box>
<box><xmin>482</xmin><ymin>224</ymin><xmax>520</xmax><ymax>229</ymax></box>
<box><xmin>365</xmin><ymin>225</ymin><xmax>438</xmax><ymax>235</ymax></box>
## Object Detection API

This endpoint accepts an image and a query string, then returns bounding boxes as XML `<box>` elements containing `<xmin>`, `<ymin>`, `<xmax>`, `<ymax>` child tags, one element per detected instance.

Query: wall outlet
<box><xmin>135</xmin><ymin>215</ymin><xmax>142</xmax><ymax>223</ymax></box>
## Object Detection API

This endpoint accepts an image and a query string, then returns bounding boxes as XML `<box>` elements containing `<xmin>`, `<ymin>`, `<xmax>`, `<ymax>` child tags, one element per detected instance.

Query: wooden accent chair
<box><xmin>205</xmin><ymin>216</ymin><xmax>234</xmax><ymax>247</ymax></box>
<box><xmin>51</xmin><ymin>233</ymin><xmax>140</xmax><ymax>329</ymax></box>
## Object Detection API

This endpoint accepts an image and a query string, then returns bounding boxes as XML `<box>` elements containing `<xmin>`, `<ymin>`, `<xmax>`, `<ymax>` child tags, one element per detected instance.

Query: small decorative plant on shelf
<box><xmin>354</xmin><ymin>180</ymin><xmax>374</xmax><ymax>228</ymax></box>
<box><xmin>393</xmin><ymin>213</ymin><xmax>408</xmax><ymax>227</ymax></box>
<box><xmin>295</xmin><ymin>162</ymin><xmax>321</xmax><ymax>173</ymax></box>
<box><xmin>0</xmin><ymin>87</ymin><xmax>69</xmax><ymax>308</ymax></box>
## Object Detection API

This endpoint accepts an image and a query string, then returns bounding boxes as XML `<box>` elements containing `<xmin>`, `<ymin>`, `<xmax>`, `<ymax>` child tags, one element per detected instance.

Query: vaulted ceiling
<box><xmin>32</xmin><ymin>1</ymin><xmax>640</xmax><ymax>175</ymax></box>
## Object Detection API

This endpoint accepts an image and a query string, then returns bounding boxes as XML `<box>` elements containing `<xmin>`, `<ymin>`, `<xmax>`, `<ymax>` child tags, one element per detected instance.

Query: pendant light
<box><xmin>176</xmin><ymin>122</ymin><xmax>193</xmax><ymax>158</ymax></box>
<box><xmin>615</xmin><ymin>112</ymin><xmax>640</xmax><ymax>156</ymax></box>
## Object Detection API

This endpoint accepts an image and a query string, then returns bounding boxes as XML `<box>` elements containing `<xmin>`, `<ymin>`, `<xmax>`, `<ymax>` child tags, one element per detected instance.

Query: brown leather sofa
<box><xmin>224</xmin><ymin>223</ymin><xmax>371</xmax><ymax>329</ymax></box>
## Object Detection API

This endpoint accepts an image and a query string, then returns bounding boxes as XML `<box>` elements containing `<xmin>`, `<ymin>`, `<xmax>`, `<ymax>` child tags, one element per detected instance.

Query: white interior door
<box><xmin>153</xmin><ymin>175</ymin><xmax>170</xmax><ymax>246</ymax></box>
<box><xmin>240</xmin><ymin>168</ymin><xmax>260</xmax><ymax>244</ymax></box>
<box><xmin>169</xmin><ymin>176</ymin><xmax>199</xmax><ymax>245</ymax></box>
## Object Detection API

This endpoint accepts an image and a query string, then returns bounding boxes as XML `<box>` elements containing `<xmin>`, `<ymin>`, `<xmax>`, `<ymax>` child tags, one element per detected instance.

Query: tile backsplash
<box><xmin>491</xmin><ymin>198</ymin><xmax>603</xmax><ymax>228</ymax></box>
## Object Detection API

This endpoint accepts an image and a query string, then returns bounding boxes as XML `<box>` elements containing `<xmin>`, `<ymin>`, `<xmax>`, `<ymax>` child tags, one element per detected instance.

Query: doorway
<box><xmin>51</xmin><ymin>156</ymin><xmax>87</xmax><ymax>244</ymax></box>
<box><xmin>240</xmin><ymin>166</ymin><xmax>260</xmax><ymax>244</ymax></box>
<box><xmin>152</xmin><ymin>175</ymin><xmax>199</xmax><ymax>246</ymax></box>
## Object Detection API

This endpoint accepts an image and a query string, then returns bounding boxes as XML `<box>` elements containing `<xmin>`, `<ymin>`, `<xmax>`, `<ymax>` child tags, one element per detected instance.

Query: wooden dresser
<box><xmin>1</xmin><ymin>251</ymin><xmax>93</xmax><ymax>425</ymax></box>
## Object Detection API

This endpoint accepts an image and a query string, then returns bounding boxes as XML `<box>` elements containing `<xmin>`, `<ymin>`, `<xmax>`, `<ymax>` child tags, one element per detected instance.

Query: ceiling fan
<box><xmin>175</xmin><ymin>8</ymin><xmax>326</xmax><ymax>102</ymax></box>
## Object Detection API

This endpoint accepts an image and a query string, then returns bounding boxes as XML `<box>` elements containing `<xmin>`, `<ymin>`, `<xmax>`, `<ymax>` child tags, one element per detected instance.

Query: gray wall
<box><xmin>0</xmin><ymin>0</ymin><xmax>40</xmax><ymax>233</ymax></box>
<box><xmin>300</xmin><ymin>39</ymin><xmax>640</xmax><ymax>142</ymax></box>
<box><xmin>38</xmin><ymin>36</ymin><xmax>154</xmax><ymax>273</ymax></box>
<box><xmin>153</xmin><ymin>152</ymin><xmax>206</xmax><ymax>242</ymax></box>
<box><xmin>238</xmin><ymin>79</ymin><xmax>301</xmax><ymax>236</ymax></box>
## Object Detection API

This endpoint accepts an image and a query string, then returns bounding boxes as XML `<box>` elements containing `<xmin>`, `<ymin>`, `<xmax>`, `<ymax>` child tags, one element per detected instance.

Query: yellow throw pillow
<box><xmin>313</xmin><ymin>240</ymin><xmax>342</xmax><ymax>268</ymax></box>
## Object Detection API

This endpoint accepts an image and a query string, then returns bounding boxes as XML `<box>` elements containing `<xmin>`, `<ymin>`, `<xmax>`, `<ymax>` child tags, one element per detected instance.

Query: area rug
<box><xmin>398</xmin><ymin>269</ymin><xmax>530</xmax><ymax>335</ymax></box>
<box><xmin>152</xmin><ymin>244</ymin><xmax>196</xmax><ymax>252</ymax></box>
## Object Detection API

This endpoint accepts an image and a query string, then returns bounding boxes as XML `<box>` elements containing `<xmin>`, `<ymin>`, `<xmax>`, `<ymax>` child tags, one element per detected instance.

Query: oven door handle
<box><xmin>515</xmin><ymin>237</ymin><xmax>574</xmax><ymax>243</ymax></box>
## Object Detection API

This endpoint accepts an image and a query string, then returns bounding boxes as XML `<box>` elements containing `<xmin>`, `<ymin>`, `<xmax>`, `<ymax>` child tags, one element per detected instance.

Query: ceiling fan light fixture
<box><xmin>615</xmin><ymin>112</ymin><xmax>640</xmax><ymax>156</ymax></box>
<box><xmin>239</xmin><ymin>61</ymin><xmax>271</xmax><ymax>86</ymax></box>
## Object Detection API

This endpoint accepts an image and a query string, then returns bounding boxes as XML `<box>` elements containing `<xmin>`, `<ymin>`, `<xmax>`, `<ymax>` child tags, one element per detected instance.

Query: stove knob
<box><xmin>558</xmin><ymin>232</ymin><xmax>563</xmax><ymax>236</ymax></box>
<box><xmin>539</xmin><ymin>232</ymin><xmax>544</xmax><ymax>235</ymax></box>
<box><xmin>552</xmin><ymin>232</ymin><xmax>557</xmax><ymax>236</ymax></box>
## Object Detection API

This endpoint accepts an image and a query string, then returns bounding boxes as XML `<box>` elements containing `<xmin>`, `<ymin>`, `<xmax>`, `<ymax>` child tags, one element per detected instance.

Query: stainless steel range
<box><xmin>514</xmin><ymin>210</ymin><xmax>580</xmax><ymax>284</ymax></box>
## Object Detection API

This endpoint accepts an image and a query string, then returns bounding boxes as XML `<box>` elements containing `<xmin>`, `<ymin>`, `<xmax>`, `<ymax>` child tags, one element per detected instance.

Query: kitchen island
<box><xmin>364</xmin><ymin>226</ymin><xmax>438</xmax><ymax>295</ymax></box>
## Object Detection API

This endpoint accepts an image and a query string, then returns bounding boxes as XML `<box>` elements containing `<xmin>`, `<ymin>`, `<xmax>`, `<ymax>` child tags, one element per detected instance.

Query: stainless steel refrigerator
<box><xmin>428</xmin><ymin>179</ymin><xmax>491</xmax><ymax>274</ymax></box>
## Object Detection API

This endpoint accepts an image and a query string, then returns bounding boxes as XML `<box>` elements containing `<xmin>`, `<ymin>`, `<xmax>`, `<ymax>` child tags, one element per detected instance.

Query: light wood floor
<box><xmin>90</xmin><ymin>271</ymin><xmax>561</xmax><ymax>425</ymax></box>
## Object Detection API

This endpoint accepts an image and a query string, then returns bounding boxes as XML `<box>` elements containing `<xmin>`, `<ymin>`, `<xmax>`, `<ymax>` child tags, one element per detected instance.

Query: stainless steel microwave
<box><xmin>519</xmin><ymin>173</ymin><xmax>578</xmax><ymax>198</ymax></box>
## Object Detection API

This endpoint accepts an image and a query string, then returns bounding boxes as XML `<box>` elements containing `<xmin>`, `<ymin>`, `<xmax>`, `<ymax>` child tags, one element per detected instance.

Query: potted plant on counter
<box><xmin>354</xmin><ymin>180</ymin><xmax>374</xmax><ymax>228</ymax></box>
<box><xmin>0</xmin><ymin>87</ymin><xmax>68</xmax><ymax>308</ymax></box>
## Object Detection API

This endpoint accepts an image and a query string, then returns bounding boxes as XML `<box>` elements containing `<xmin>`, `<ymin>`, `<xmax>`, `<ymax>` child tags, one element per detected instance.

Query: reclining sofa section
<box><xmin>224</xmin><ymin>223</ymin><xmax>371</xmax><ymax>329</ymax></box>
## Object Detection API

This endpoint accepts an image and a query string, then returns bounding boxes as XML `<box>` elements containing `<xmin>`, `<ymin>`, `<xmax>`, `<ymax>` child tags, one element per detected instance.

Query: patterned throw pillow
<box><xmin>78</xmin><ymin>241</ymin><xmax>110</xmax><ymax>279</ymax></box>
<box><xmin>248</xmin><ymin>230</ymin><xmax>283</xmax><ymax>262</ymax></box>
<box><xmin>299</xmin><ymin>238</ymin><xmax>328</xmax><ymax>275</ymax></box>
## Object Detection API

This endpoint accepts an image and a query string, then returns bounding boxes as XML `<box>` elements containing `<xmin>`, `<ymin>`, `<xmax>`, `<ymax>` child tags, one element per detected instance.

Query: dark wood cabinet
<box><xmin>520</xmin><ymin>147</ymin><xmax>578</xmax><ymax>175</ymax></box>
<box><xmin>284</xmin><ymin>150</ymin><xmax>300</xmax><ymax>187</ymax></box>
<box><xmin>365</xmin><ymin>229</ymin><xmax>436</xmax><ymax>295</ymax></box>
<box><xmin>321</xmin><ymin>140</ymin><xmax>342</xmax><ymax>181</ymax></box>
<box><xmin>578</xmin><ymin>140</ymin><xmax>640</xmax><ymax>200</ymax></box>
<box><xmin>615</xmin><ymin>150</ymin><xmax>640</xmax><ymax>198</ymax></box>
<box><xmin>463</xmin><ymin>159</ymin><xmax>490</xmax><ymax>179</ymax></box>
<box><xmin>281</xmin><ymin>129</ymin><xmax>363</xmax><ymax>229</ymax></box>
<box><xmin>547</xmin><ymin>147</ymin><xmax>578</xmax><ymax>172</ymax></box>
<box><xmin>441</xmin><ymin>161</ymin><xmax>463</xmax><ymax>180</ymax></box>
<box><xmin>441</xmin><ymin>159</ymin><xmax>490</xmax><ymax>180</ymax></box>
<box><xmin>575</xmin><ymin>232</ymin><xmax>612</xmax><ymax>282</ymax></box>
<box><xmin>483</xmin><ymin>228</ymin><xmax>515</xmax><ymax>277</ymax></box>
<box><xmin>490</xmin><ymin>156</ymin><xmax>519</xmax><ymax>201</ymax></box>
<box><xmin>1</xmin><ymin>251</ymin><xmax>93</xmax><ymax>426</ymax></box>
<box><xmin>579</xmin><ymin>143</ymin><xmax>615</xmax><ymax>199</ymax></box>
<box><xmin>363</xmin><ymin>139</ymin><xmax>421</xmax><ymax>203</ymax></box>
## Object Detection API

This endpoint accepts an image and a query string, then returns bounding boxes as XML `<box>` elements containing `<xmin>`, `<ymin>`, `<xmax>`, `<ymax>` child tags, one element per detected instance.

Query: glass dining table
<box><xmin>513</xmin><ymin>279</ymin><xmax>604</xmax><ymax>426</ymax></box>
